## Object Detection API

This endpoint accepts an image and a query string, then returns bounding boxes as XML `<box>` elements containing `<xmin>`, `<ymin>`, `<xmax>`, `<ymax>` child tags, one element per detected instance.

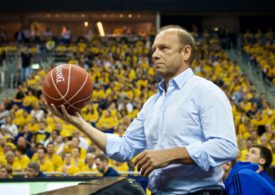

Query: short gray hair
<box><xmin>158</xmin><ymin>25</ymin><xmax>196</xmax><ymax>64</ymax></box>
<box><xmin>27</xmin><ymin>162</ymin><xmax>40</xmax><ymax>173</ymax></box>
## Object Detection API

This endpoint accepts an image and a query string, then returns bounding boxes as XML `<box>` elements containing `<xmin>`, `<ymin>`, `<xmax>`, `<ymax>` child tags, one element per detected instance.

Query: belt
<box><xmin>151</xmin><ymin>188</ymin><xmax>223</xmax><ymax>195</ymax></box>
<box><xmin>188</xmin><ymin>189</ymin><xmax>223</xmax><ymax>195</ymax></box>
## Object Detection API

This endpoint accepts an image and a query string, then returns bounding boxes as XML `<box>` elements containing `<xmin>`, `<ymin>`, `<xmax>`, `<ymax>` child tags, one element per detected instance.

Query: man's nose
<box><xmin>152</xmin><ymin>49</ymin><xmax>160</xmax><ymax>61</ymax></box>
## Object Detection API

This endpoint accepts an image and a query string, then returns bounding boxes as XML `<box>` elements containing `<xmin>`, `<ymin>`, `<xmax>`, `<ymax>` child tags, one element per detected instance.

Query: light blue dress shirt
<box><xmin>106</xmin><ymin>68</ymin><xmax>238</xmax><ymax>194</ymax></box>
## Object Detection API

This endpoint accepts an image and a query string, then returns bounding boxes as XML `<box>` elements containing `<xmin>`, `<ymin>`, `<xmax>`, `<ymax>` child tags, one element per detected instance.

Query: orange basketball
<box><xmin>42</xmin><ymin>64</ymin><xmax>93</xmax><ymax>114</ymax></box>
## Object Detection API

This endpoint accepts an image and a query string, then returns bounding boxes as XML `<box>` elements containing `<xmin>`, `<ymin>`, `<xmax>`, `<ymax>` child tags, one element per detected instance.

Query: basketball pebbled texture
<box><xmin>43</xmin><ymin>64</ymin><xmax>93</xmax><ymax>114</ymax></box>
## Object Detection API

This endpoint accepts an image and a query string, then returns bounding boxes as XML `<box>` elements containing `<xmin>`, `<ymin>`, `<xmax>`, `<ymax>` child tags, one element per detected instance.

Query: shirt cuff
<box><xmin>185</xmin><ymin>141</ymin><xmax>213</xmax><ymax>171</ymax></box>
<box><xmin>105</xmin><ymin>133</ymin><xmax>120</xmax><ymax>158</ymax></box>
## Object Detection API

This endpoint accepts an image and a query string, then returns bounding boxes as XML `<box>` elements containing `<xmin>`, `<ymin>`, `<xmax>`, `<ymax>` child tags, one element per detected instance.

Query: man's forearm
<box><xmin>77</xmin><ymin>120</ymin><xmax>107</xmax><ymax>152</ymax></box>
<box><xmin>167</xmin><ymin>147</ymin><xmax>194</xmax><ymax>164</ymax></box>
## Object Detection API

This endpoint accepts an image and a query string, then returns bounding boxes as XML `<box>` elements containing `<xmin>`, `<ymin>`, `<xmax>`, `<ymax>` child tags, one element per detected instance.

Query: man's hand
<box><xmin>133</xmin><ymin>149</ymin><xmax>172</xmax><ymax>177</ymax></box>
<box><xmin>48</xmin><ymin>104</ymin><xmax>86</xmax><ymax>128</ymax></box>
<box><xmin>133</xmin><ymin>148</ymin><xmax>193</xmax><ymax>177</ymax></box>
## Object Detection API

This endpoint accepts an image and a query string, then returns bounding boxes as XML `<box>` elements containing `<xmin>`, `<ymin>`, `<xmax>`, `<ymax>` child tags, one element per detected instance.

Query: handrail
<box><xmin>74</xmin><ymin>171</ymin><xmax>140</xmax><ymax>176</ymax></box>
<box><xmin>13</xmin><ymin>171</ymin><xmax>140</xmax><ymax>177</ymax></box>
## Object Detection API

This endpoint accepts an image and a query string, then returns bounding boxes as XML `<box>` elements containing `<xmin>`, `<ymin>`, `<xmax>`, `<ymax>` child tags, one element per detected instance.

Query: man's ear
<box><xmin>259</xmin><ymin>158</ymin><xmax>266</xmax><ymax>167</ymax></box>
<box><xmin>182</xmin><ymin>45</ymin><xmax>191</xmax><ymax>62</ymax></box>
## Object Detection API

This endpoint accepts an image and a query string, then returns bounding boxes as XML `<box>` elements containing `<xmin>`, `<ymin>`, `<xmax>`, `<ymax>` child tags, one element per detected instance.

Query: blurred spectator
<box><xmin>35</xmin><ymin>147</ymin><xmax>54</xmax><ymax>172</ymax></box>
<box><xmin>46</xmin><ymin>142</ymin><xmax>62</xmax><ymax>171</ymax></box>
<box><xmin>24</xmin><ymin>162</ymin><xmax>46</xmax><ymax>178</ymax></box>
<box><xmin>55</xmin><ymin>135</ymin><xmax>65</xmax><ymax>156</ymax></box>
<box><xmin>30</xmin><ymin>25</ymin><xmax>41</xmax><ymax>44</ymax></box>
<box><xmin>60</xmin><ymin>25</ymin><xmax>71</xmax><ymax>44</ymax></box>
<box><xmin>15</xmin><ymin>125</ymin><xmax>32</xmax><ymax>146</ymax></box>
<box><xmin>94</xmin><ymin>154</ymin><xmax>120</xmax><ymax>177</ymax></box>
<box><xmin>0</xmin><ymin>27</ymin><xmax>7</xmax><ymax>44</ymax></box>
<box><xmin>72</xmin><ymin>147</ymin><xmax>85</xmax><ymax>169</ymax></box>
<box><xmin>5</xmin><ymin>150</ymin><xmax>22</xmax><ymax>172</ymax></box>
<box><xmin>72</xmin><ymin>130</ymin><xmax>89</xmax><ymax>150</ymax></box>
<box><xmin>0</xmin><ymin>165</ymin><xmax>12</xmax><ymax>179</ymax></box>
<box><xmin>20</xmin><ymin>47</ymin><xmax>32</xmax><ymax>82</ymax></box>
<box><xmin>14</xmin><ymin>85</ymin><xmax>26</xmax><ymax>102</ymax></box>
<box><xmin>1</xmin><ymin>116</ymin><xmax>18</xmax><ymax>138</ymax></box>
<box><xmin>43</xmin><ymin>27</ymin><xmax>53</xmax><ymax>41</ymax></box>
<box><xmin>15</xmin><ymin>149</ymin><xmax>30</xmax><ymax>170</ymax></box>
<box><xmin>30</xmin><ymin>103</ymin><xmax>45</xmax><ymax>122</ymax></box>
<box><xmin>0</xmin><ymin>103</ymin><xmax>9</xmax><ymax>126</ymax></box>
<box><xmin>57</xmin><ymin>152</ymin><xmax>79</xmax><ymax>176</ymax></box>
<box><xmin>81</xmin><ymin>153</ymin><xmax>97</xmax><ymax>172</ymax></box>
<box><xmin>15</xmin><ymin>27</ymin><xmax>29</xmax><ymax>43</ymax></box>
<box><xmin>44</xmin><ymin>130</ymin><xmax>59</xmax><ymax>147</ymax></box>
<box><xmin>34</xmin><ymin>121</ymin><xmax>50</xmax><ymax>144</ymax></box>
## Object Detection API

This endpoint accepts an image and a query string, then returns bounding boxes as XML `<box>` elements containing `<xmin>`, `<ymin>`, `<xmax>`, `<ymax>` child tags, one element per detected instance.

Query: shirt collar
<box><xmin>158</xmin><ymin>68</ymin><xmax>194</xmax><ymax>93</ymax></box>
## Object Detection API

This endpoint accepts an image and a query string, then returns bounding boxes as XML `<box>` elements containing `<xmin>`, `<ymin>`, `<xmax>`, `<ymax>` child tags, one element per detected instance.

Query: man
<box><xmin>223</xmin><ymin>145</ymin><xmax>275</xmax><ymax>194</ymax></box>
<box><xmin>24</xmin><ymin>162</ymin><xmax>46</xmax><ymax>178</ymax></box>
<box><xmin>57</xmin><ymin>152</ymin><xmax>79</xmax><ymax>176</ymax></box>
<box><xmin>94</xmin><ymin>154</ymin><xmax>120</xmax><ymax>177</ymax></box>
<box><xmin>81</xmin><ymin>153</ymin><xmax>98</xmax><ymax>172</ymax></box>
<box><xmin>0</xmin><ymin>165</ymin><xmax>12</xmax><ymax>179</ymax></box>
<box><xmin>46</xmin><ymin>142</ymin><xmax>62</xmax><ymax>171</ymax></box>
<box><xmin>35</xmin><ymin>147</ymin><xmax>54</xmax><ymax>172</ymax></box>
<box><xmin>245</xmin><ymin>145</ymin><xmax>274</xmax><ymax>187</ymax></box>
<box><xmin>49</xmin><ymin>25</ymin><xmax>238</xmax><ymax>194</ymax></box>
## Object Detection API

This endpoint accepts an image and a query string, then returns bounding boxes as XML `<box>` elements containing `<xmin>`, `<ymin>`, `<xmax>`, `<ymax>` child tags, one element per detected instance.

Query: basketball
<box><xmin>42</xmin><ymin>64</ymin><xmax>93</xmax><ymax>114</ymax></box>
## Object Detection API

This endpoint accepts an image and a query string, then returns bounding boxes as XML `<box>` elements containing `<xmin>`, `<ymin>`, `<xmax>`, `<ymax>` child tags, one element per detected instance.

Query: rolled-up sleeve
<box><xmin>186</xmin><ymin>84</ymin><xmax>238</xmax><ymax>171</ymax></box>
<box><xmin>106</xmin><ymin>112</ymin><xmax>147</xmax><ymax>162</ymax></box>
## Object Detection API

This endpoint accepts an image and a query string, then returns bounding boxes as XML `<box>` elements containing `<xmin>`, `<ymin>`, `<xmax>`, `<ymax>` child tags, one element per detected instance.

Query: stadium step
<box><xmin>227</xmin><ymin>49</ymin><xmax>275</xmax><ymax>106</ymax></box>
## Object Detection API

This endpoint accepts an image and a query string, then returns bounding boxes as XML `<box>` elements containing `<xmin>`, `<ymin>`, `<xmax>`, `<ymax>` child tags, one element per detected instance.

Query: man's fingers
<box><xmin>133</xmin><ymin>152</ymin><xmax>146</xmax><ymax>166</ymax></box>
<box><xmin>136</xmin><ymin>155</ymin><xmax>149</xmax><ymax>171</ymax></box>
<box><xmin>140</xmin><ymin>160</ymin><xmax>152</xmax><ymax>176</ymax></box>
<box><xmin>143</xmin><ymin>165</ymin><xmax>154</xmax><ymax>177</ymax></box>
<box><xmin>60</xmin><ymin>105</ymin><xmax>70</xmax><ymax>116</ymax></box>
<box><xmin>49</xmin><ymin>104</ymin><xmax>64</xmax><ymax>119</ymax></box>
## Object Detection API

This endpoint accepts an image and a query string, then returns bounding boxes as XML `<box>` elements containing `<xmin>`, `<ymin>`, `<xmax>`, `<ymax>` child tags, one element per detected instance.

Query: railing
<box><xmin>12</xmin><ymin>171</ymin><xmax>140</xmax><ymax>177</ymax></box>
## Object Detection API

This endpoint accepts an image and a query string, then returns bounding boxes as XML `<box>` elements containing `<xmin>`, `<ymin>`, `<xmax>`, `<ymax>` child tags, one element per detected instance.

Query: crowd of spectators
<box><xmin>242</xmin><ymin>29</ymin><xmax>275</xmax><ymax>84</ymax></box>
<box><xmin>0</xmin><ymin>27</ymin><xmax>274</xmax><ymax>179</ymax></box>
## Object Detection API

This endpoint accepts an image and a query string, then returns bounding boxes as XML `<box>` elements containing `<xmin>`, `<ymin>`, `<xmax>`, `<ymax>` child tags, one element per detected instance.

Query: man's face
<box><xmin>245</xmin><ymin>147</ymin><xmax>265</xmax><ymax>165</ymax></box>
<box><xmin>152</xmin><ymin>30</ymin><xmax>185</xmax><ymax>80</ymax></box>
<box><xmin>86</xmin><ymin>155</ymin><xmax>95</xmax><ymax>166</ymax></box>
<box><xmin>95</xmin><ymin>159</ymin><xmax>106</xmax><ymax>174</ymax></box>
<box><xmin>47</xmin><ymin>144</ymin><xmax>54</xmax><ymax>154</ymax></box>
<box><xmin>5</xmin><ymin>153</ymin><xmax>14</xmax><ymax>164</ymax></box>
<box><xmin>25</xmin><ymin>167</ymin><xmax>37</xmax><ymax>178</ymax></box>
<box><xmin>0</xmin><ymin>168</ymin><xmax>8</xmax><ymax>178</ymax></box>
<box><xmin>37</xmin><ymin>149</ymin><xmax>45</xmax><ymax>159</ymax></box>
<box><xmin>64</xmin><ymin>153</ymin><xmax>72</xmax><ymax>164</ymax></box>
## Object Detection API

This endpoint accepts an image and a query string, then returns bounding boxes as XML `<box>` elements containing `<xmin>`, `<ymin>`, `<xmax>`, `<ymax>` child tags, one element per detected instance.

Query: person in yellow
<box><xmin>238</xmin><ymin>138</ymin><xmax>253</xmax><ymax>161</ymax></box>
<box><xmin>96</xmin><ymin>109</ymin><xmax>118</xmax><ymax>133</ymax></box>
<box><xmin>27</xmin><ymin>117</ymin><xmax>40</xmax><ymax>133</ymax></box>
<box><xmin>82</xmin><ymin>104</ymin><xmax>99</xmax><ymax>125</ymax></box>
<box><xmin>36</xmin><ymin>147</ymin><xmax>54</xmax><ymax>172</ymax></box>
<box><xmin>0</xmin><ymin>164</ymin><xmax>13</xmax><ymax>179</ymax></box>
<box><xmin>34</xmin><ymin>121</ymin><xmax>51</xmax><ymax>144</ymax></box>
<box><xmin>57</xmin><ymin>152</ymin><xmax>79</xmax><ymax>176</ymax></box>
<box><xmin>63</xmin><ymin>137</ymin><xmax>87</xmax><ymax>160</ymax></box>
<box><xmin>80</xmin><ymin>153</ymin><xmax>98</xmax><ymax>173</ymax></box>
<box><xmin>46</xmin><ymin>143</ymin><xmax>63</xmax><ymax>171</ymax></box>
<box><xmin>15</xmin><ymin>149</ymin><xmax>30</xmax><ymax>170</ymax></box>
<box><xmin>111</xmin><ymin>160</ymin><xmax>129</xmax><ymax>172</ymax></box>
<box><xmin>72</xmin><ymin>147</ymin><xmax>85</xmax><ymax>169</ymax></box>
<box><xmin>4</xmin><ymin>150</ymin><xmax>22</xmax><ymax>173</ymax></box>
<box><xmin>22</xmin><ymin>90</ymin><xmax>39</xmax><ymax>107</ymax></box>
<box><xmin>0</xmin><ymin>135</ymin><xmax>7</xmax><ymax>163</ymax></box>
